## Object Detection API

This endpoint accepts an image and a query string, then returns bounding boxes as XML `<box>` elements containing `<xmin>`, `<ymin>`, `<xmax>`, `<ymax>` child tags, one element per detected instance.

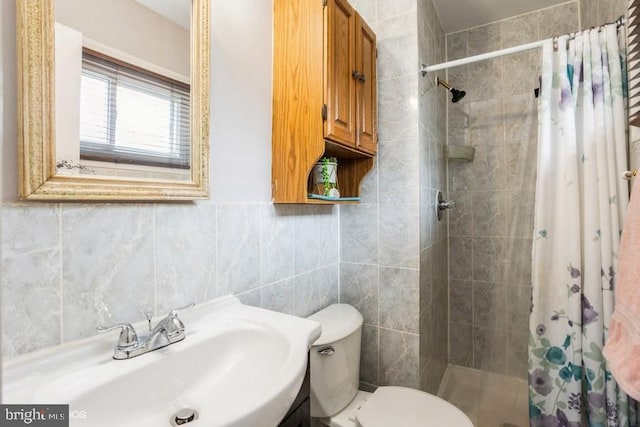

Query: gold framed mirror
<box><xmin>16</xmin><ymin>0</ymin><xmax>210</xmax><ymax>200</ymax></box>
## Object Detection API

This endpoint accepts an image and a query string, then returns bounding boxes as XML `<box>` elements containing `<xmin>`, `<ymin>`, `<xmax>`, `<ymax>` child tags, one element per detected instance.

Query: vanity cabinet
<box><xmin>272</xmin><ymin>0</ymin><xmax>377</xmax><ymax>204</ymax></box>
<box><xmin>278</xmin><ymin>355</ymin><xmax>311</xmax><ymax>427</ymax></box>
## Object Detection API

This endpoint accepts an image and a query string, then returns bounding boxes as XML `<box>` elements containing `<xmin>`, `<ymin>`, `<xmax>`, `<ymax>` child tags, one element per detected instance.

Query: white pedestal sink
<box><xmin>2</xmin><ymin>296</ymin><xmax>321</xmax><ymax>427</ymax></box>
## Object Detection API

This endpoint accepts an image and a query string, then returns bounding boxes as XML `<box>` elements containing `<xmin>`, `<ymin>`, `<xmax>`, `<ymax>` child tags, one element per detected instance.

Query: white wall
<box><xmin>55</xmin><ymin>23</ymin><xmax>82</xmax><ymax>169</ymax></box>
<box><xmin>1</xmin><ymin>0</ymin><xmax>16</xmax><ymax>202</ymax></box>
<box><xmin>210</xmin><ymin>0</ymin><xmax>273</xmax><ymax>203</ymax></box>
<box><xmin>55</xmin><ymin>0</ymin><xmax>190</xmax><ymax>77</ymax></box>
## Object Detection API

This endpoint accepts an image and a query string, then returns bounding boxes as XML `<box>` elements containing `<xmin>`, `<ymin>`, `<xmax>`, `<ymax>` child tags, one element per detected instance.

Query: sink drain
<box><xmin>170</xmin><ymin>408</ymin><xmax>199</xmax><ymax>426</ymax></box>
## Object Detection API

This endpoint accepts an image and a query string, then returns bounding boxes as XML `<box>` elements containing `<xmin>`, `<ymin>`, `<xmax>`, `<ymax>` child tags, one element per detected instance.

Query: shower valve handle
<box><xmin>438</xmin><ymin>200</ymin><xmax>456</xmax><ymax>210</ymax></box>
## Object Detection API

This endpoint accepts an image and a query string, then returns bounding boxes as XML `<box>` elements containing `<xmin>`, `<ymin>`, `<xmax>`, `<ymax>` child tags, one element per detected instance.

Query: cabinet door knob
<box><xmin>352</xmin><ymin>70</ymin><xmax>366</xmax><ymax>83</ymax></box>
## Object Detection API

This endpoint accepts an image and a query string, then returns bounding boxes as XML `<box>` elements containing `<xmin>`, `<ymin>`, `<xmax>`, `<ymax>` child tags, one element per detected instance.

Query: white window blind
<box><xmin>79</xmin><ymin>49</ymin><xmax>191</xmax><ymax>169</ymax></box>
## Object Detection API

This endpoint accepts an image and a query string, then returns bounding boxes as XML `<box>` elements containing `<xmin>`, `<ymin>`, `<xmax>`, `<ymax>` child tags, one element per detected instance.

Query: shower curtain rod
<box><xmin>420</xmin><ymin>16</ymin><xmax>625</xmax><ymax>74</ymax></box>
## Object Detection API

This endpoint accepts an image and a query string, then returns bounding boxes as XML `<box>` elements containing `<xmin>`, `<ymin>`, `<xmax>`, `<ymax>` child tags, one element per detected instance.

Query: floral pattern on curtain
<box><xmin>529</xmin><ymin>24</ymin><xmax>639</xmax><ymax>426</ymax></box>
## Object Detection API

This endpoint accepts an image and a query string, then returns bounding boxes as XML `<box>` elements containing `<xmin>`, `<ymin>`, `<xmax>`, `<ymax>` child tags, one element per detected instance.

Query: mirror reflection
<box><xmin>54</xmin><ymin>0</ymin><xmax>191</xmax><ymax>181</ymax></box>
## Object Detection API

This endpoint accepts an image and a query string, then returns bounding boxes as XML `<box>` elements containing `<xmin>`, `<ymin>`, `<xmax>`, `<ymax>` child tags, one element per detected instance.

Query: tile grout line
<box><xmin>259</xmin><ymin>204</ymin><xmax>264</xmax><ymax>300</ymax></box>
<box><xmin>58</xmin><ymin>204</ymin><xmax>64</xmax><ymax>344</ymax></box>
<box><xmin>215</xmin><ymin>204</ymin><xmax>220</xmax><ymax>302</ymax></box>
<box><xmin>376</xmin><ymin>154</ymin><xmax>382</xmax><ymax>385</ymax></box>
<box><xmin>153</xmin><ymin>204</ymin><xmax>158</xmax><ymax>316</ymax></box>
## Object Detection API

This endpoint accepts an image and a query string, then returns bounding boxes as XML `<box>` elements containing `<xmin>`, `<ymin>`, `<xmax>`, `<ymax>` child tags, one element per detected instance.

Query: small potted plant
<box><xmin>312</xmin><ymin>157</ymin><xmax>340</xmax><ymax>197</ymax></box>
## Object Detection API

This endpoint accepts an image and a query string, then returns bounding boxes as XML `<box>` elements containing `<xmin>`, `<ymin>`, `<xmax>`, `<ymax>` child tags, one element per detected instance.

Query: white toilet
<box><xmin>307</xmin><ymin>304</ymin><xmax>473</xmax><ymax>427</ymax></box>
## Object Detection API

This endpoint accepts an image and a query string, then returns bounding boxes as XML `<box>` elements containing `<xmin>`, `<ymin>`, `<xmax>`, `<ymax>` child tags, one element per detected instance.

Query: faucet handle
<box><xmin>97</xmin><ymin>323</ymin><xmax>138</xmax><ymax>348</ymax></box>
<box><xmin>161</xmin><ymin>303</ymin><xmax>194</xmax><ymax>338</ymax></box>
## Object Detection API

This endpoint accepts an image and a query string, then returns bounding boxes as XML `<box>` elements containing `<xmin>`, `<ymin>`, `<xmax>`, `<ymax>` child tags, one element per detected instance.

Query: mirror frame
<box><xmin>17</xmin><ymin>0</ymin><xmax>210</xmax><ymax>200</ymax></box>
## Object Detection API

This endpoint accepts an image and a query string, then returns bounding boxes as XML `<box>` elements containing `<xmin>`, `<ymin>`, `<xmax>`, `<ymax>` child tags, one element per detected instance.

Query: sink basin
<box><xmin>2</xmin><ymin>296</ymin><xmax>321</xmax><ymax>427</ymax></box>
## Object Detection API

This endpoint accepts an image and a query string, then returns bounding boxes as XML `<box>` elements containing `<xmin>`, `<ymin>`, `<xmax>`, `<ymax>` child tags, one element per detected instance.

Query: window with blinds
<box><xmin>79</xmin><ymin>49</ymin><xmax>191</xmax><ymax>169</ymax></box>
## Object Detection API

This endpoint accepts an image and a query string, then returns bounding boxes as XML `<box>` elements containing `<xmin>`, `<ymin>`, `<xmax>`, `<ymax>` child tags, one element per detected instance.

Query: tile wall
<box><xmin>1</xmin><ymin>203</ymin><xmax>340</xmax><ymax>357</ymax></box>
<box><xmin>417</xmin><ymin>0</ymin><xmax>449</xmax><ymax>394</ymax></box>
<box><xmin>341</xmin><ymin>0</ymin><xmax>449</xmax><ymax>393</ymax></box>
<box><xmin>0</xmin><ymin>0</ymin><xmax>343</xmax><ymax>360</ymax></box>
<box><xmin>581</xmin><ymin>0</ymin><xmax>626</xmax><ymax>28</ymax></box>
<box><xmin>445</xmin><ymin>2</ymin><xmax>580</xmax><ymax>379</ymax></box>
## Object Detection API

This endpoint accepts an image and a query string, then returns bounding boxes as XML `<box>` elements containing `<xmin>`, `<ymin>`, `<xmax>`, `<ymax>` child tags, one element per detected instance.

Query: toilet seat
<box><xmin>355</xmin><ymin>386</ymin><xmax>473</xmax><ymax>427</ymax></box>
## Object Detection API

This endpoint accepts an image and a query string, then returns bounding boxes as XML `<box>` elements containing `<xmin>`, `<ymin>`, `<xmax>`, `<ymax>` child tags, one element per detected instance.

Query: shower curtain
<box><xmin>529</xmin><ymin>24</ymin><xmax>639</xmax><ymax>426</ymax></box>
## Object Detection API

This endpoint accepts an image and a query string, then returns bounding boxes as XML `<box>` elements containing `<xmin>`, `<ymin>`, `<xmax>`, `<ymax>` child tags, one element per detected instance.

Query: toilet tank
<box><xmin>307</xmin><ymin>304</ymin><xmax>364</xmax><ymax>418</ymax></box>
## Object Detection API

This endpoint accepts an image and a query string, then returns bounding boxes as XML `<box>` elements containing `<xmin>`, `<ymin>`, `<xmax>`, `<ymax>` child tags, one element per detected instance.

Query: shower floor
<box><xmin>438</xmin><ymin>365</ymin><xmax>529</xmax><ymax>427</ymax></box>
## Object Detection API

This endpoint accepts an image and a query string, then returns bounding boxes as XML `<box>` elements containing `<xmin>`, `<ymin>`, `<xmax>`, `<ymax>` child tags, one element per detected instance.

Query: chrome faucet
<box><xmin>98</xmin><ymin>303</ymin><xmax>194</xmax><ymax>360</ymax></box>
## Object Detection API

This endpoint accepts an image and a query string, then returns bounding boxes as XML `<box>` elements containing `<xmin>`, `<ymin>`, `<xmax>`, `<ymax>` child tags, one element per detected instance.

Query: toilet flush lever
<box><xmin>317</xmin><ymin>346</ymin><xmax>335</xmax><ymax>356</ymax></box>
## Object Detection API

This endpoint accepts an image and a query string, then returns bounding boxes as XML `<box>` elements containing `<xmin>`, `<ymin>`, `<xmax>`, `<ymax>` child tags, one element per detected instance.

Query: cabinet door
<box><xmin>324</xmin><ymin>0</ymin><xmax>356</xmax><ymax>146</ymax></box>
<box><xmin>277</xmin><ymin>398</ymin><xmax>310</xmax><ymax>427</ymax></box>
<box><xmin>354</xmin><ymin>14</ymin><xmax>377</xmax><ymax>155</ymax></box>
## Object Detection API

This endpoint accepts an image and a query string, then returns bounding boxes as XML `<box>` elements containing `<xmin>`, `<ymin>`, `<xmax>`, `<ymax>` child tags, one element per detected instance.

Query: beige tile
<box><xmin>472</xmin><ymin>282</ymin><xmax>507</xmax><ymax>329</ymax></box>
<box><xmin>449</xmin><ymin>237</ymin><xmax>473</xmax><ymax>281</ymax></box>
<box><xmin>467</xmin><ymin>59</ymin><xmax>503</xmax><ymax>102</ymax></box>
<box><xmin>473</xmin><ymin>326</ymin><xmax>508</xmax><ymax>375</ymax></box>
<box><xmin>580</xmin><ymin>0</ymin><xmax>599</xmax><ymax>29</ymax></box>
<box><xmin>472</xmin><ymin>191</ymin><xmax>507</xmax><ymax>238</ymax></box>
<box><xmin>501</xmin><ymin>12</ymin><xmax>538</xmax><ymax>49</ymax></box>
<box><xmin>448</xmin><ymin>103</ymin><xmax>471</xmax><ymax>146</ymax></box>
<box><xmin>447</xmin><ymin>31</ymin><xmax>467</xmax><ymax>61</ymax></box>
<box><xmin>472</xmin><ymin>237</ymin><xmax>507</xmax><ymax>283</ymax></box>
<box><xmin>538</xmin><ymin>2</ymin><xmax>579</xmax><ymax>39</ymax></box>
<box><xmin>469</xmin><ymin>99</ymin><xmax>505</xmax><ymax>146</ymax></box>
<box><xmin>449</xmin><ymin>191</ymin><xmax>473</xmax><ymax>237</ymax></box>
<box><xmin>467</xmin><ymin>23</ymin><xmax>501</xmax><ymax>56</ymax></box>
<box><xmin>506</xmin><ymin>190</ymin><xmax>535</xmax><ymax>239</ymax></box>
<box><xmin>504</xmin><ymin>94</ymin><xmax>537</xmax><ymax>144</ymax></box>
<box><xmin>449</xmin><ymin>321</ymin><xmax>473</xmax><ymax>367</ymax></box>
<box><xmin>503</xmin><ymin>51</ymin><xmax>539</xmax><ymax>97</ymax></box>
<box><xmin>598</xmin><ymin>0</ymin><xmax>625</xmax><ymax>25</ymax></box>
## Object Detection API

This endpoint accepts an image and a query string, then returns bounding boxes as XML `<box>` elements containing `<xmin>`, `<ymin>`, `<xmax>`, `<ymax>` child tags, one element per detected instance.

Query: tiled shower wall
<box><xmin>417</xmin><ymin>0</ymin><xmax>449</xmax><ymax>394</ymax></box>
<box><xmin>340</xmin><ymin>0</ymin><xmax>449</xmax><ymax>392</ymax></box>
<box><xmin>581</xmin><ymin>0</ymin><xmax>626</xmax><ymax>28</ymax></box>
<box><xmin>445</xmin><ymin>2</ymin><xmax>580</xmax><ymax>379</ymax></box>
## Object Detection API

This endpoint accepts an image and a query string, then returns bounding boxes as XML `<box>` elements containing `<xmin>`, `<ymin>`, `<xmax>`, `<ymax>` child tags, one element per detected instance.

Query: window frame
<box><xmin>79</xmin><ymin>48</ymin><xmax>191</xmax><ymax>170</ymax></box>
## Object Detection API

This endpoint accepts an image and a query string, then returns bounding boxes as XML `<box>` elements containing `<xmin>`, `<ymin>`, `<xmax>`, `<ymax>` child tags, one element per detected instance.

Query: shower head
<box><xmin>450</xmin><ymin>88</ymin><xmax>466</xmax><ymax>103</ymax></box>
<box><xmin>436</xmin><ymin>77</ymin><xmax>466</xmax><ymax>103</ymax></box>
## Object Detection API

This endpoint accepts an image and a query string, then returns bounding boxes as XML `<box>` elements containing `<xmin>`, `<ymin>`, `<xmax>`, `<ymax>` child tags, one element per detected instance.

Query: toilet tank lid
<box><xmin>307</xmin><ymin>304</ymin><xmax>363</xmax><ymax>346</ymax></box>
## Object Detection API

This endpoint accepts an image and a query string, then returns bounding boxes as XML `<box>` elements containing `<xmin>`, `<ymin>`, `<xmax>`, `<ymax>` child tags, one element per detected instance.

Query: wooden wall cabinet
<box><xmin>272</xmin><ymin>0</ymin><xmax>377</xmax><ymax>204</ymax></box>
